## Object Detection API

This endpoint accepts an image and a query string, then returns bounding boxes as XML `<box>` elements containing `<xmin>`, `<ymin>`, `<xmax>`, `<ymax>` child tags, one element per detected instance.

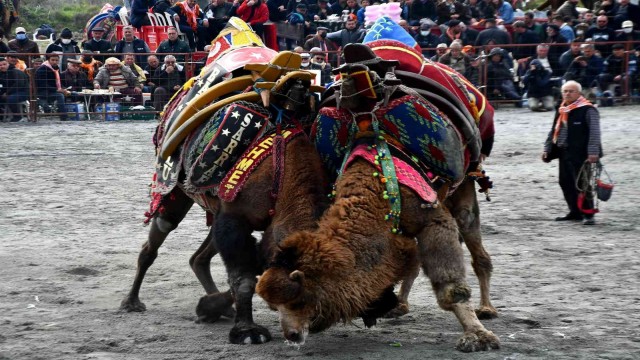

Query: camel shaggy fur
<box><xmin>256</xmin><ymin>158</ymin><xmax>500</xmax><ymax>352</ymax></box>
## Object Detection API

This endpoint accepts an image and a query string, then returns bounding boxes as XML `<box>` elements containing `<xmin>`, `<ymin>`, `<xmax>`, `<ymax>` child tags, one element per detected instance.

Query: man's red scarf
<box><xmin>553</xmin><ymin>95</ymin><xmax>592</xmax><ymax>143</ymax></box>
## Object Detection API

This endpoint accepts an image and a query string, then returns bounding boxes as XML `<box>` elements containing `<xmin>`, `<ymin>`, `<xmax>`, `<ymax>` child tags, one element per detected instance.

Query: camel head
<box><xmin>256</xmin><ymin>230</ymin><xmax>355</xmax><ymax>344</ymax></box>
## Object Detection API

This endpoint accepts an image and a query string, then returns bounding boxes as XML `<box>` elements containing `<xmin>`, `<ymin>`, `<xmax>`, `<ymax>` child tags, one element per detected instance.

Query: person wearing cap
<box><xmin>6</xmin><ymin>51</ymin><xmax>26</xmax><ymax>72</ymax></box>
<box><xmin>309</xmin><ymin>47</ymin><xmax>332</xmax><ymax>85</ymax></box>
<box><xmin>35</xmin><ymin>54</ymin><xmax>69</xmax><ymax>120</ymax></box>
<box><xmin>153</xmin><ymin>54</ymin><xmax>186</xmax><ymax>111</ymax></box>
<box><xmin>300</xmin><ymin>52</ymin><xmax>312</xmax><ymax>70</ymax></box>
<box><xmin>585</xmin><ymin>15</ymin><xmax>617</xmax><ymax>58</ymax></box>
<box><xmin>304</xmin><ymin>27</ymin><xmax>333</xmax><ymax>57</ymax></box>
<box><xmin>326</xmin><ymin>17</ymin><xmax>365</xmax><ymax>47</ymax></box>
<box><xmin>61</xmin><ymin>59</ymin><xmax>91</xmax><ymax>103</ymax></box>
<box><xmin>438</xmin><ymin>41</ymin><xmax>473</xmax><ymax>78</ymax></box>
<box><xmin>563</xmin><ymin>43</ymin><xmax>604</xmax><ymax>91</ymax></box>
<box><xmin>415</xmin><ymin>22</ymin><xmax>440</xmax><ymax>57</ymax></box>
<box><xmin>45</xmin><ymin>28</ymin><xmax>81</xmax><ymax>72</ymax></box>
<box><xmin>474</xmin><ymin>17</ymin><xmax>510</xmax><ymax>46</ymax></box>
<box><xmin>114</xmin><ymin>25</ymin><xmax>151</xmax><ymax>68</ymax></box>
<box><xmin>8</xmin><ymin>27</ymin><xmax>39</xmax><ymax>67</ymax></box>
<box><xmin>615</xmin><ymin>20</ymin><xmax>640</xmax><ymax>47</ymax></box>
<box><xmin>486</xmin><ymin>47</ymin><xmax>521</xmax><ymax>103</ymax></box>
<box><xmin>288</xmin><ymin>3</ymin><xmax>314</xmax><ymax>39</ymax></box>
<box><xmin>94</xmin><ymin>57</ymin><xmax>143</xmax><ymax>105</ymax></box>
<box><xmin>431</xmin><ymin>43</ymin><xmax>449</xmax><ymax>62</ymax></box>
<box><xmin>597</xmin><ymin>43</ymin><xmax>637</xmax><ymax>96</ymax></box>
<box><xmin>0</xmin><ymin>56</ymin><xmax>30</xmax><ymax>122</ymax></box>
<box><xmin>81</xmin><ymin>26</ymin><xmax>114</xmax><ymax>63</ymax></box>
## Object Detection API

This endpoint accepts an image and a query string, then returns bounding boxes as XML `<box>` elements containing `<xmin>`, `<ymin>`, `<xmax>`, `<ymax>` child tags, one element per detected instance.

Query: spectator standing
<box><xmin>326</xmin><ymin>17</ymin><xmax>366</xmax><ymax>47</ymax></box>
<box><xmin>415</xmin><ymin>22</ymin><xmax>440</xmax><ymax>56</ymax></box>
<box><xmin>523</xmin><ymin>11</ymin><xmax>545</xmax><ymax>40</ymax></box>
<box><xmin>156</xmin><ymin>27</ymin><xmax>191</xmax><ymax>63</ymax></box>
<box><xmin>357</xmin><ymin>0</ymin><xmax>369</xmax><ymax>26</ymax></box>
<box><xmin>288</xmin><ymin>3</ymin><xmax>314</xmax><ymax>39</ymax></box>
<box><xmin>82</xmin><ymin>27</ymin><xmax>114</xmax><ymax>63</ymax></box>
<box><xmin>544</xmin><ymin>24</ymin><xmax>568</xmax><ymax>69</ymax></box>
<box><xmin>0</xmin><ymin>56</ymin><xmax>29</xmax><ymax>122</ymax></box>
<box><xmin>93</xmin><ymin>57</ymin><xmax>143</xmax><ymax>105</ymax></box>
<box><xmin>597</xmin><ymin>43</ymin><xmax>637</xmax><ymax>94</ymax></box>
<box><xmin>114</xmin><ymin>25</ymin><xmax>151</xmax><ymax>67</ymax></box>
<box><xmin>130</xmin><ymin>0</ymin><xmax>154</xmax><ymax>29</ymax></box>
<box><xmin>542</xmin><ymin>80</ymin><xmax>602</xmax><ymax>225</ymax></box>
<box><xmin>563</xmin><ymin>43</ymin><xmax>604</xmax><ymax>91</ymax></box>
<box><xmin>490</xmin><ymin>0</ymin><xmax>513</xmax><ymax>24</ymax></box>
<box><xmin>304</xmin><ymin>27</ymin><xmax>338</xmax><ymax>64</ymax></box>
<box><xmin>234</xmin><ymin>0</ymin><xmax>269</xmax><ymax>38</ymax></box>
<box><xmin>552</xmin><ymin>15</ymin><xmax>575</xmax><ymax>42</ymax></box>
<box><xmin>511</xmin><ymin>20</ymin><xmax>541</xmax><ymax>61</ymax></box>
<box><xmin>474</xmin><ymin>17</ymin><xmax>510</xmax><ymax>46</ymax></box>
<box><xmin>45</xmin><ymin>28</ymin><xmax>81</xmax><ymax>72</ymax></box>
<box><xmin>153</xmin><ymin>55</ymin><xmax>186</xmax><ymax>111</ymax></box>
<box><xmin>172</xmin><ymin>0</ymin><xmax>210</xmax><ymax>51</ymax></box>
<box><xmin>522</xmin><ymin>59</ymin><xmax>555</xmax><ymax>111</ymax></box>
<box><xmin>35</xmin><ymin>54</ymin><xmax>69</xmax><ymax>120</ymax></box>
<box><xmin>585</xmin><ymin>15</ymin><xmax>617</xmax><ymax>58</ymax></box>
<box><xmin>8</xmin><ymin>27</ymin><xmax>39</xmax><ymax>67</ymax></box>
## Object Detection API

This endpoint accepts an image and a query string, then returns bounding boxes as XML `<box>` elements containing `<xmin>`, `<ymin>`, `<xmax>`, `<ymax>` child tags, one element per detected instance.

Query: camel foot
<box><xmin>196</xmin><ymin>291</ymin><xmax>236</xmax><ymax>323</ymax></box>
<box><xmin>120</xmin><ymin>297</ymin><xmax>146</xmax><ymax>312</ymax></box>
<box><xmin>475</xmin><ymin>305</ymin><xmax>498</xmax><ymax>320</ymax></box>
<box><xmin>229</xmin><ymin>323</ymin><xmax>272</xmax><ymax>344</ymax></box>
<box><xmin>455</xmin><ymin>329</ymin><xmax>500</xmax><ymax>352</ymax></box>
<box><xmin>383</xmin><ymin>303</ymin><xmax>409</xmax><ymax>318</ymax></box>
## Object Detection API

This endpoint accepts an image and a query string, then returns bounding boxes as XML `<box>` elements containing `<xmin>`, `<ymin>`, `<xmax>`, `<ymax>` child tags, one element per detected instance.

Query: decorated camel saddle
<box><xmin>147</xmin><ymin>18</ymin><xmax>323</xmax><ymax>218</ymax></box>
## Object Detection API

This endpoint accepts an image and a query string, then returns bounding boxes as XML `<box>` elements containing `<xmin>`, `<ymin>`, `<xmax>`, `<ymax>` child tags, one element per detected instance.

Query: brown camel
<box><xmin>255</xmin><ymin>52</ymin><xmax>499</xmax><ymax>352</ymax></box>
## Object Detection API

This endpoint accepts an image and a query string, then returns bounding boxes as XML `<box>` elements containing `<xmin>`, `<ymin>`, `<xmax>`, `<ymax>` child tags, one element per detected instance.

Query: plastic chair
<box><xmin>147</xmin><ymin>12</ymin><xmax>159</xmax><ymax>26</ymax></box>
<box><xmin>119</xmin><ymin>7</ymin><xmax>130</xmax><ymax>26</ymax></box>
<box><xmin>115</xmin><ymin>24</ymin><xmax>124</xmax><ymax>42</ymax></box>
<box><xmin>157</xmin><ymin>30</ymin><xmax>169</xmax><ymax>43</ymax></box>
<box><xmin>142</xmin><ymin>26</ymin><xmax>158</xmax><ymax>51</ymax></box>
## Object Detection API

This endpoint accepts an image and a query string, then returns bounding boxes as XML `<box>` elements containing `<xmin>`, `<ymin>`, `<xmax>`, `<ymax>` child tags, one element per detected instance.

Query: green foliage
<box><xmin>17</xmin><ymin>0</ymin><xmax>104</xmax><ymax>34</ymax></box>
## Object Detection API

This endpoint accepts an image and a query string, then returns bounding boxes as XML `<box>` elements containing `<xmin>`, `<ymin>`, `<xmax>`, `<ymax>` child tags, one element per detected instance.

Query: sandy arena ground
<box><xmin>1</xmin><ymin>105</ymin><xmax>639</xmax><ymax>360</ymax></box>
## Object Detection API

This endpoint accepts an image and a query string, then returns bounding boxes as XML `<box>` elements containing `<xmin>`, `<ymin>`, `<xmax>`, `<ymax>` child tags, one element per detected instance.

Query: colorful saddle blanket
<box><xmin>313</xmin><ymin>94</ymin><xmax>467</xmax><ymax>183</ymax></box>
<box><xmin>184</xmin><ymin>101</ymin><xmax>271</xmax><ymax>190</ymax></box>
<box><xmin>346</xmin><ymin>144</ymin><xmax>437</xmax><ymax>203</ymax></box>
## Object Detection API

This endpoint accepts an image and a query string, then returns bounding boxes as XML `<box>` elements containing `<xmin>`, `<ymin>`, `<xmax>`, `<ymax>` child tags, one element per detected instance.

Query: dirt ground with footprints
<box><xmin>1</xmin><ymin>105</ymin><xmax>639</xmax><ymax>360</ymax></box>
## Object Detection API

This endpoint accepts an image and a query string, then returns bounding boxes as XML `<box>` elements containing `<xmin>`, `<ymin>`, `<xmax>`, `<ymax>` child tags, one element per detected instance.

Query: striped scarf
<box><xmin>553</xmin><ymin>95</ymin><xmax>592</xmax><ymax>143</ymax></box>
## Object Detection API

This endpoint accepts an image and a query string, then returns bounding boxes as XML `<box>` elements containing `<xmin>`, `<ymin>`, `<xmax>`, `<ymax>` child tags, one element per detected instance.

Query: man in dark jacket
<box><xmin>486</xmin><ymin>47</ymin><xmax>520</xmax><ymax>102</ymax></box>
<box><xmin>542</xmin><ymin>80</ymin><xmax>602</xmax><ymax>225</ymax></box>
<box><xmin>415</xmin><ymin>23</ymin><xmax>440</xmax><ymax>56</ymax></box>
<box><xmin>156</xmin><ymin>27</ymin><xmax>191</xmax><ymax>62</ymax></box>
<box><xmin>35</xmin><ymin>54</ymin><xmax>69</xmax><ymax>120</ymax></box>
<box><xmin>326</xmin><ymin>17</ymin><xmax>365</xmax><ymax>47</ymax></box>
<box><xmin>0</xmin><ymin>56</ymin><xmax>30</xmax><ymax>121</ymax></box>
<box><xmin>511</xmin><ymin>20</ymin><xmax>540</xmax><ymax>61</ymax></box>
<box><xmin>114</xmin><ymin>25</ymin><xmax>151</xmax><ymax>67</ymax></box>
<box><xmin>45</xmin><ymin>28</ymin><xmax>81</xmax><ymax>72</ymax></box>
<box><xmin>130</xmin><ymin>0</ymin><xmax>154</xmax><ymax>29</ymax></box>
<box><xmin>203</xmin><ymin>0</ymin><xmax>234</xmax><ymax>43</ymax></box>
<box><xmin>82</xmin><ymin>27</ymin><xmax>114</xmax><ymax>63</ymax></box>
<box><xmin>153</xmin><ymin>55</ymin><xmax>186</xmax><ymax>111</ymax></box>
<box><xmin>7</xmin><ymin>27</ymin><xmax>39</xmax><ymax>67</ymax></box>
<box><xmin>597</xmin><ymin>43</ymin><xmax>637</xmax><ymax>94</ymax></box>
<box><xmin>563</xmin><ymin>43</ymin><xmax>604</xmax><ymax>90</ymax></box>
<box><xmin>474</xmin><ymin>18</ymin><xmax>510</xmax><ymax>46</ymax></box>
<box><xmin>61</xmin><ymin>59</ymin><xmax>91</xmax><ymax>103</ymax></box>
<box><xmin>171</xmin><ymin>0</ymin><xmax>209</xmax><ymax>51</ymax></box>
<box><xmin>585</xmin><ymin>15</ymin><xmax>617</xmax><ymax>58</ymax></box>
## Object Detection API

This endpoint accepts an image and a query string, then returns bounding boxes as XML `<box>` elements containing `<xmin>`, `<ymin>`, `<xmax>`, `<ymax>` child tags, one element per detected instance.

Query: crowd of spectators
<box><xmin>3</xmin><ymin>0</ymin><xmax>640</xmax><ymax>121</ymax></box>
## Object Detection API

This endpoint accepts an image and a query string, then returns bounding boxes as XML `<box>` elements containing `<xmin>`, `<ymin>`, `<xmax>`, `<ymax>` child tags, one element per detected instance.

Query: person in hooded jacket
<box><xmin>45</xmin><ymin>28</ymin><xmax>81</xmax><ymax>72</ymax></box>
<box><xmin>523</xmin><ymin>58</ymin><xmax>554</xmax><ymax>111</ymax></box>
<box><xmin>0</xmin><ymin>56</ymin><xmax>30</xmax><ymax>121</ymax></box>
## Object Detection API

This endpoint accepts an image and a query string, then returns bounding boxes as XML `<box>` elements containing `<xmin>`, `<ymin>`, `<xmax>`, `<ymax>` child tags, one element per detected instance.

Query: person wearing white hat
<box><xmin>615</xmin><ymin>19</ymin><xmax>640</xmax><ymax>45</ymax></box>
<box><xmin>7</xmin><ymin>26</ymin><xmax>39</xmax><ymax>67</ymax></box>
<box><xmin>93</xmin><ymin>57</ymin><xmax>144</xmax><ymax>105</ymax></box>
<box><xmin>431</xmin><ymin>43</ymin><xmax>448</xmax><ymax>62</ymax></box>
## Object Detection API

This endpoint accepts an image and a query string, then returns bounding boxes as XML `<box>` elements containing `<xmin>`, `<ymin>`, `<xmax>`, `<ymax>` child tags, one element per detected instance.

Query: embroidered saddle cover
<box><xmin>183</xmin><ymin>101</ymin><xmax>271</xmax><ymax>190</ymax></box>
<box><xmin>313</xmin><ymin>94</ymin><xmax>467</xmax><ymax>183</ymax></box>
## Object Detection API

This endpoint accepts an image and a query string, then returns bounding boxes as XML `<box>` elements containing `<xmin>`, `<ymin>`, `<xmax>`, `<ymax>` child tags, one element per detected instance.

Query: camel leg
<box><xmin>120</xmin><ymin>188</ymin><xmax>194</xmax><ymax>312</ymax></box>
<box><xmin>448</xmin><ymin>179</ymin><xmax>497</xmax><ymax>319</ymax></box>
<box><xmin>417</xmin><ymin>207</ymin><xmax>500</xmax><ymax>352</ymax></box>
<box><xmin>384</xmin><ymin>259</ymin><xmax>419</xmax><ymax>318</ymax></box>
<box><xmin>193</xmin><ymin>225</ymin><xmax>236</xmax><ymax>322</ymax></box>
<box><xmin>214</xmin><ymin>212</ymin><xmax>271</xmax><ymax>344</ymax></box>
